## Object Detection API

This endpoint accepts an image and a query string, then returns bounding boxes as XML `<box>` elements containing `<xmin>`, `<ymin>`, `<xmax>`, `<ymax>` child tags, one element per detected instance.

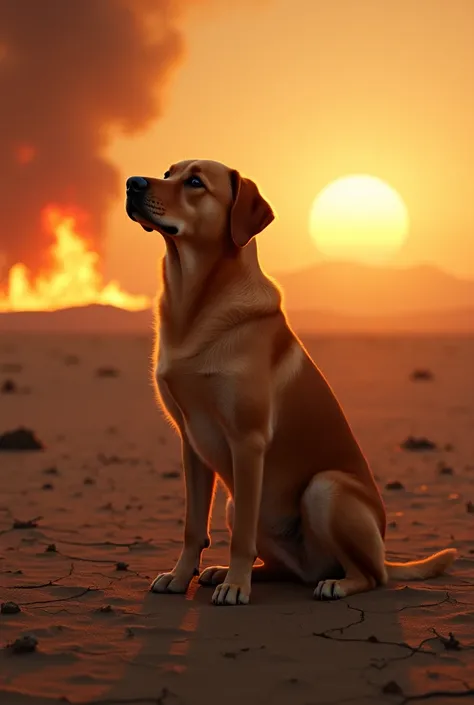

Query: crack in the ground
<box><xmin>19</xmin><ymin>586</ymin><xmax>100</xmax><ymax>606</ymax></box>
<box><xmin>0</xmin><ymin>565</ymin><xmax>74</xmax><ymax>589</ymax></box>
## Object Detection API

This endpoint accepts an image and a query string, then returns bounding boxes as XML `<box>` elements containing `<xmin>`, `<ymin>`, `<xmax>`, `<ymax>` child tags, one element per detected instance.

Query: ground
<box><xmin>0</xmin><ymin>332</ymin><xmax>473</xmax><ymax>705</ymax></box>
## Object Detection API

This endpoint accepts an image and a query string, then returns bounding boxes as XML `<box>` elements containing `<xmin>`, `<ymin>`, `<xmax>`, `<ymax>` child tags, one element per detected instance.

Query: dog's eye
<box><xmin>184</xmin><ymin>175</ymin><xmax>204</xmax><ymax>189</ymax></box>
<box><xmin>163</xmin><ymin>171</ymin><xmax>171</xmax><ymax>179</ymax></box>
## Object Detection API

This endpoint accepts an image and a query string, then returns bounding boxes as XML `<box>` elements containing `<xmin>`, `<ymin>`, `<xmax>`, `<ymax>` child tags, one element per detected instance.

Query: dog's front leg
<box><xmin>151</xmin><ymin>435</ymin><xmax>215</xmax><ymax>594</ymax></box>
<box><xmin>212</xmin><ymin>434</ymin><xmax>265</xmax><ymax>606</ymax></box>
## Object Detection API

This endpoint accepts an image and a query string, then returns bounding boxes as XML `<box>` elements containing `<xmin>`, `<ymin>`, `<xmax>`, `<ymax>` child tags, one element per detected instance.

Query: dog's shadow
<box><xmin>96</xmin><ymin>566</ymin><xmax>473</xmax><ymax>705</ymax></box>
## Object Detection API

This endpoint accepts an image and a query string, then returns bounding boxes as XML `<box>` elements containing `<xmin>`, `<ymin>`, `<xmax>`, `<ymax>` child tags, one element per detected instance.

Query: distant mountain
<box><xmin>1</xmin><ymin>302</ymin><xmax>473</xmax><ymax>334</ymax></box>
<box><xmin>0</xmin><ymin>304</ymin><xmax>154</xmax><ymax>333</ymax></box>
<box><xmin>1</xmin><ymin>262</ymin><xmax>473</xmax><ymax>334</ymax></box>
<box><xmin>275</xmin><ymin>261</ymin><xmax>474</xmax><ymax>316</ymax></box>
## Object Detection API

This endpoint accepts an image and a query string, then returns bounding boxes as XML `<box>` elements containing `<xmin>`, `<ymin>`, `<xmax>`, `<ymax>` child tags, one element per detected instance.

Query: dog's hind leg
<box><xmin>301</xmin><ymin>470</ymin><xmax>387</xmax><ymax>600</ymax></box>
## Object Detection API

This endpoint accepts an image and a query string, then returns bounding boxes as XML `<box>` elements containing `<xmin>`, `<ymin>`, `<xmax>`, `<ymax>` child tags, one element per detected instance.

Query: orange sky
<box><xmin>106</xmin><ymin>0</ymin><xmax>474</xmax><ymax>296</ymax></box>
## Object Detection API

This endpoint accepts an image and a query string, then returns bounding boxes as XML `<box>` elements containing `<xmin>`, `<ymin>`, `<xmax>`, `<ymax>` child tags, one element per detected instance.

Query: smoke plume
<box><xmin>0</xmin><ymin>0</ymin><xmax>188</xmax><ymax>282</ymax></box>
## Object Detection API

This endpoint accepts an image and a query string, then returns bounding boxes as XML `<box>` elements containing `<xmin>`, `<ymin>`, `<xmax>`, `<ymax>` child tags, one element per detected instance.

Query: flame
<box><xmin>0</xmin><ymin>206</ymin><xmax>150</xmax><ymax>312</ymax></box>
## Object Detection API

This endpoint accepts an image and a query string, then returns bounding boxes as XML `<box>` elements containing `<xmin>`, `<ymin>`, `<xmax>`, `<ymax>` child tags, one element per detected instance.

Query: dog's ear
<box><xmin>229</xmin><ymin>170</ymin><xmax>275</xmax><ymax>247</ymax></box>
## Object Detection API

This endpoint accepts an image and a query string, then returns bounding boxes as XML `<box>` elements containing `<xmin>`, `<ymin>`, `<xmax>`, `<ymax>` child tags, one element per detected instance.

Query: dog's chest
<box><xmin>155</xmin><ymin>356</ymin><xmax>232</xmax><ymax>476</ymax></box>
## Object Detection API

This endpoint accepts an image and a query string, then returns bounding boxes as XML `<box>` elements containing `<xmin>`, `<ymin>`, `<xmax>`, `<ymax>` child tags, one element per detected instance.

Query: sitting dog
<box><xmin>125</xmin><ymin>159</ymin><xmax>456</xmax><ymax>606</ymax></box>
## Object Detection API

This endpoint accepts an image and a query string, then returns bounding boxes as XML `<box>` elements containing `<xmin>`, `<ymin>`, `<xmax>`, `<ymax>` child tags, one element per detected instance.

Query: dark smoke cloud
<box><xmin>0</xmin><ymin>0</ymin><xmax>188</xmax><ymax>283</ymax></box>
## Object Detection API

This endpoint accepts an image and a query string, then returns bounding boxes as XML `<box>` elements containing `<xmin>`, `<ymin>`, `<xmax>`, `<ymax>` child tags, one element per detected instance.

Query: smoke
<box><xmin>0</xmin><ymin>0</ymin><xmax>189</xmax><ymax>282</ymax></box>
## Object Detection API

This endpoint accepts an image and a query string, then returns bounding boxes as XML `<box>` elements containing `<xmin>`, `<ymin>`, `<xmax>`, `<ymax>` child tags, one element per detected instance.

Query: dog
<box><xmin>125</xmin><ymin>159</ymin><xmax>457</xmax><ymax>606</ymax></box>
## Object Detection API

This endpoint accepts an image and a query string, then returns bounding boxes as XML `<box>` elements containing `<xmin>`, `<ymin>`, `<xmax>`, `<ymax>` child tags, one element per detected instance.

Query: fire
<box><xmin>0</xmin><ymin>206</ymin><xmax>150</xmax><ymax>312</ymax></box>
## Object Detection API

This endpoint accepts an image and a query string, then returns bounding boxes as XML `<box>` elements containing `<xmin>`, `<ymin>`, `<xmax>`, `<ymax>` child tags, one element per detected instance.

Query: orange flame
<box><xmin>0</xmin><ymin>206</ymin><xmax>150</xmax><ymax>312</ymax></box>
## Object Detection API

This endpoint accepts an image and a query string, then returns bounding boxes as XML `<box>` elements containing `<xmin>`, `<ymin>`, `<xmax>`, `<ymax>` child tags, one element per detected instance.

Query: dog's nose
<box><xmin>126</xmin><ymin>176</ymin><xmax>148</xmax><ymax>192</ymax></box>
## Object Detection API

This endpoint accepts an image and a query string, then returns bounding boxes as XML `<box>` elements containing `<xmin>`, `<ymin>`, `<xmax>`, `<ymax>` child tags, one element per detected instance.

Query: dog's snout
<box><xmin>126</xmin><ymin>176</ymin><xmax>148</xmax><ymax>193</ymax></box>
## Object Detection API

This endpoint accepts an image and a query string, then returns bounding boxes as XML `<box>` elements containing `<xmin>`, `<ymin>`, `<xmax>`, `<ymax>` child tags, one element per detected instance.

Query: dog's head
<box><xmin>125</xmin><ymin>159</ymin><xmax>275</xmax><ymax>249</ymax></box>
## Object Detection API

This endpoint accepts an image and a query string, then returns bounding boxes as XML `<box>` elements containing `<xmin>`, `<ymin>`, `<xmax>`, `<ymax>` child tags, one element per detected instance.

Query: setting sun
<box><xmin>309</xmin><ymin>175</ymin><xmax>409</xmax><ymax>264</ymax></box>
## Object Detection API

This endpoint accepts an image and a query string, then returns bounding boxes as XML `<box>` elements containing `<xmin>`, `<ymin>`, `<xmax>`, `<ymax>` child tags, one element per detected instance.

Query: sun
<box><xmin>309</xmin><ymin>175</ymin><xmax>409</xmax><ymax>264</ymax></box>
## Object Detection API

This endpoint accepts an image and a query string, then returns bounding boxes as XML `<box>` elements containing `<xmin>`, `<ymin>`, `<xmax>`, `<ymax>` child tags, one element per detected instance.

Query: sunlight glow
<box><xmin>309</xmin><ymin>175</ymin><xmax>409</xmax><ymax>264</ymax></box>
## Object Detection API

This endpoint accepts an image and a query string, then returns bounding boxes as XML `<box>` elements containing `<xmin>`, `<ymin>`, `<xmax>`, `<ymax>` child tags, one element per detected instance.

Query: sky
<box><xmin>2</xmin><ymin>0</ymin><xmax>472</xmax><ymax>303</ymax></box>
<box><xmin>105</xmin><ymin>0</ymin><xmax>474</xmax><ymax>296</ymax></box>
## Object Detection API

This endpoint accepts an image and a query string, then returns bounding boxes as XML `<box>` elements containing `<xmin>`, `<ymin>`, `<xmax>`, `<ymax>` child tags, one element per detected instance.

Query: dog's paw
<box><xmin>211</xmin><ymin>580</ymin><xmax>251</xmax><ymax>606</ymax></box>
<box><xmin>198</xmin><ymin>566</ymin><xmax>228</xmax><ymax>586</ymax></box>
<box><xmin>313</xmin><ymin>579</ymin><xmax>346</xmax><ymax>600</ymax></box>
<box><xmin>150</xmin><ymin>571</ymin><xmax>193</xmax><ymax>594</ymax></box>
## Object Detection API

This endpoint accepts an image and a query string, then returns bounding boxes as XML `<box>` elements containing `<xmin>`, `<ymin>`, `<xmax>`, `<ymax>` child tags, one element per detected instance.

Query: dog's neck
<box><xmin>157</xmin><ymin>236</ymin><xmax>281</xmax><ymax>342</ymax></box>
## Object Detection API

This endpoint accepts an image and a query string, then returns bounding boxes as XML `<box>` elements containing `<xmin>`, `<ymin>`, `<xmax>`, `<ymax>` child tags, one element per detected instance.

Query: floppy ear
<box><xmin>229</xmin><ymin>170</ymin><xmax>275</xmax><ymax>247</ymax></box>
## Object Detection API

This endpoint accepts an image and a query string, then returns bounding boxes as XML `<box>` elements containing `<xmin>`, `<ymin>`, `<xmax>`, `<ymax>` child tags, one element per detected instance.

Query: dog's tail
<box><xmin>385</xmin><ymin>548</ymin><xmax>457</xmax><ymax>581</ymax></box>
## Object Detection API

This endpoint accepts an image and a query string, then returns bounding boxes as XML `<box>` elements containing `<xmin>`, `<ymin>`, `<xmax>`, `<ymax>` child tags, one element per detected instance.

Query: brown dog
<box><xmin>125</xmin><ymin>159</ymin><xmax>456</xmax><ymax>606</ymax></box>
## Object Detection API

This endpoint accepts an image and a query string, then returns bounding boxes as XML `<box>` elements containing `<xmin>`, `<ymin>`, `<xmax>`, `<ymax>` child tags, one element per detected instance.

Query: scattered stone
<box><xmin>0</xmin><ymin>427</ymin><xmax>45</xmax><ymax>451</ymax></box>
<box><xmin>13</xmin><ymin>517</ymin><xmax>41</xmax><ymax>529</ymax></box>
<box><xmin>410</xmin><ymin>369</ymin><xmax>434</xmax><ymax>382</ymax></box>
<box><xmin>433</xmin><ymin>630</ymin><xmax>461</xmax><ymax>651</ymax></box>
<box><xmin>116</xmin><ymin>562</ymin><xmax>129</xmax><ymax>571</ymax></box>
<box><xmin>7</xmin><ymin>635</ymin><xmax>38</xmax><ymax>654</ymax></box>
<box><xmin>438</xmin><ymin>463</ymin><xmax>454</xmax><ymax>475</ymax></box>
<box><xmin>98</xmin><ymin>605</ymin><xmax>114</xmax><ymax>613</ymax></box>
<box><xmin>125</xmin><ymin>628</ymin><xmax>134</xmax><ymax>639</ymax></box>
<box><xmin>382</xmin><ymin>681</ymin><xmax>403</xmax><ymax>695</ymax></box>
<box><xmin>162</xmin><ymin>470</ymin><xmax>180</xmax><ymax>479</ymax></box>
<box><xmin>43</xmin><ymin>466</ymin><xmax>59</xmax><ymax>475</ymax></box>
<box><xmin>99</xmin><ymin>502</ymin><xmax>114</xmax><ymax>511</ymax></box>
<box><xmin>466</xmin><ymin>501</ymin><xmax>474</xmax><ymax>514</ymax></box>
<box><xmin>222</xmin><ymin>651</ymin><xmax>237</xmax><ymax>659</ymax></box>
<box><xmin>45</xmin><ymin>544</ymin><xmax>57</xmax><ymax>553</ymax></box>
<box><xmin>42</xmin><ymin>482</ymin><xmax>54</xmax><ymax>491</ymax></box>
<box><xmin>385</xmin><ymin>481</ymin><xmax>405</xmax><ymax>491</ymax></box>
<box><xmin>400</xmin><ymin>436</ymin><xmax>437</xmax><ymax>452</ymax></box>
<box><xmin>83</xmin><ymin>476</ymin><xmax>95</xmax><ymax>485</ymax></box>
<box><xmin>1</xmin><ymin>601</ymin><xmax>21</xmax><ymax>615</ymax></box>
<box><xmin>1</xmin><ymin>379</ymin><xmax>17</xmax><ymax>393</ymax></box>
<box><xmin>388</xmin><ymin>521</ymin><xmax>398</xmax><ymax>528</ymax></box>
<box><xmin>367</xmin><ymin>635</ymin><xmax>379</xmax><ymax>643</ymax></box>
<box><xmin>96</xmin><ymin>366</ymin><xmax>119</xmax><ymax>378</ymax></box>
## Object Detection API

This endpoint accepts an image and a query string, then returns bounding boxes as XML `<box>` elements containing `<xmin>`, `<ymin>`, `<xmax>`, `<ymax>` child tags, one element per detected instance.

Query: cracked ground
<box><xmin>0</xmin><ymin>333</ymin><xmax>473</xmax><ymax>705</ymax></box>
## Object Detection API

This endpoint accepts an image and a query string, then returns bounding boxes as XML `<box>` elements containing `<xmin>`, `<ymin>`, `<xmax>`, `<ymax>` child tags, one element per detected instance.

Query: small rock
<box><xmin>382</xmin><ymin>681</ymin><xmax>403</xmax><ymax>695</ymax></box>
<box><xmin>1</xmin><ymin>601</ymin><xmax>21</xmax><ymax>615</ymax></box>
<box><xmin>162</xmin><ymin>470</ymin><xmax>180</xmax><ymax>479</ymax></box>
<box><xmin>116</xmin><ymin>562</ymin><xmax>129</xmax><ymax>571</ymax></box>
<box><xmin>410</xmin><ymin>369</ymin><xmax>434</xmax><ymax>382</ymax></box>
<box><xmin>83</xmin><ymin>476</ymin><xmax>95</xmax><ymax>485</ymax></box>
<box><xmin>96</xmin><ymin>366</ymin><xmax>119</xmax><ymax>378</ymax></box>
<box><xmin>438</xmin><ymin>463</ymin><xmax>454</xmax><ymax>475</ymax></box>
<box><xmin>98</xmin><ymin>605</ymin><xmax>114</xmax><ymax>613</ymax></box>
<box><xmin>45</xmin><ymin>543</ymin><xmax>57</xmax><ymax>553</ymax></box>
<box><xmin>8</xmin><ymin>635</ymin><xmax>38</xmax><ymax>654</ymax></box>
<box><xmin>400</xmin><ymin>436</ymin><xmax>437</xmax><ymax>452</ymax></box>
<box><xmin>0</xmin><ymin>427</ymin><xmax>44</xmax><ymax>451</ymax></box>
<box><xmin>43</xmin><ymin>466</ymin><xmax>59</xmax><ymax>475</ymax></box>
<box><xmin>42</xmin><ymin>482</ymin><xmax>54</xmax><ymax>491</ymax></box>
<box><xmin>435</xmin><ymin>631</ymin><xmax>461</xmax><ymax>651</ymax></box>
<box><xmin>13</xmin><ymin>517</ymin><xmax>41</xmax><ymax>529</ymax></box>
<box><xmin>388</xmin><ymin>521</ymin><xmax>398</xmax><ymax>529</ymax></box>
<box><xmin>385</xmin><ymin>481</ymin><xmax>405</xmax><ymax>491</ymax></box>
<box><xmin>466</xmin><ymin>501</ymin><xmax>474</xmax><ymax>514</ymax></box>
<box><xmin>1</xmin><ymin>379</ymin><xmax>17</xmax><ymax>393</ymax></box>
